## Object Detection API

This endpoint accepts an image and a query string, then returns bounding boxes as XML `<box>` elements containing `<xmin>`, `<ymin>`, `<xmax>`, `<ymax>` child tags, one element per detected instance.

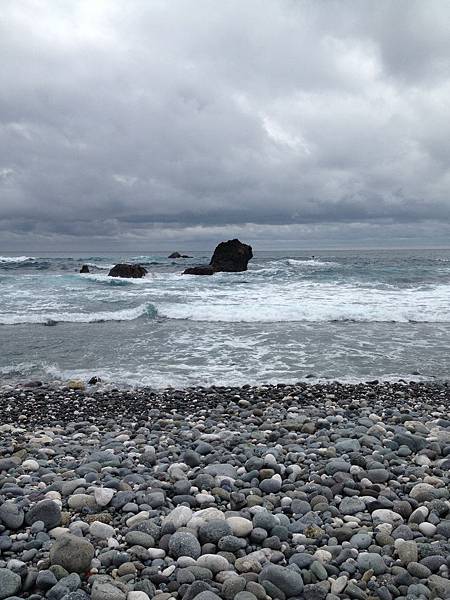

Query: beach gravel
<box><xmin>0</xmin><ymin>380</ymin><xmax>449</xmax><ymax>599</ymax></box>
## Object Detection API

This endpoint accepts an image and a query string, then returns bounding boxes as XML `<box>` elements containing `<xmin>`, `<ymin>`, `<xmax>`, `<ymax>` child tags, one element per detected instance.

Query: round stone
<box><xmin>198</xmin><ymin>519</ymin><xmax>232</xmax><ymax>544</ymax></box>
<box><xmin>49</xmin><ymin>534</ymin><xmax>95</xmax><ymax>573</ymax></box>
<box><xmin>418</xmin><ymin>522</ymin><xmax>436</xmax><ymax>536</ymax></box>
<box><xmin>226</xmin><ymin>516</ymin><xmax>253</xmax><ymax>537</ymax></box>
<box><xmin>259</xmin><ymin>475</ymin><xmax>282</xmax><ymax>493</ymax></box>
<box><xmin>409</xmin><ymin>483</ymin><xmax>438</xmax><ymax>502</ymax></box>
<box><xmin>0</xmin><ymin>501</ymin><xmax>25</xmax><ymax>530</ymax></box>
<box><xmin>258</xmin><ymin>564</ymin><xmax>304</xmax><ymax>597</ymax></box>
<box><xmin>168</xmin><ymin>531</ymin><xmax>201</xmax><ymax>559</ymax></box>
<box><xmin>196</xmin><ymin>554</ymin><xmax>231</xmax><ymax>574</ymax></box>
<box><xmin>0</xmin><ymin>568</ymin><xmax>21</xmax><ymax>600</ymax></box>
<box><xmin>340</xmin><ymin>497</ymin><xmax>366</xmax><ymax>515</ymax></box>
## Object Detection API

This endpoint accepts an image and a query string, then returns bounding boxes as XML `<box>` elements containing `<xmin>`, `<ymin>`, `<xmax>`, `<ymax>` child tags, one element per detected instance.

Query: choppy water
<box><xmin>0</xmin><ymin>249</ymin><xmax>449</xmax><ymax>386</ymax></box>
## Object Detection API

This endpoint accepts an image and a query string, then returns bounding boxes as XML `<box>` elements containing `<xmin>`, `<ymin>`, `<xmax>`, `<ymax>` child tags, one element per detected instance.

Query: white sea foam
<box><xmin>156</xmin><ymin>283</ymin><xmax>450</xmax><ymax>323</ymax></box>
<box><xmin>0</xmin><ymin>256</ymin><xmax>35</xmax><ymax>263</ymax></box>
<box><xmin>284</xmin><ymin>258</ymin><xmax>338</xmax><ymax>267</ymax></box>
<box><xmin>17</xmin><ymin>363</ymin><xmax>432</xmax><ymax>390</ymax></box>
<box><xmin>0</xmin><ymin>303</ymin><xmax>156</xmax><ymax>325</ymax></box>
<box><xmin>85</xmin><ymin>263</ymin><xmax>115</xmax><ymax>270</ymax></box>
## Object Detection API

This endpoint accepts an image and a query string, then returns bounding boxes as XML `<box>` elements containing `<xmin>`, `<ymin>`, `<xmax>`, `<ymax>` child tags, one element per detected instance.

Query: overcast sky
<box><xmin>1</xmin><ymin>0</ymin><xmax>450</xmax><ymax>251</ymax></box>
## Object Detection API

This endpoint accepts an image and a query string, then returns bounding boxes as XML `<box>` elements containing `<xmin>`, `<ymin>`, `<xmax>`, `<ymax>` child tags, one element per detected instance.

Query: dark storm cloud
<box><xmin>0</xmin><ymin>0</ymin><xmax>449</xmax><ymax>249</ymax></box>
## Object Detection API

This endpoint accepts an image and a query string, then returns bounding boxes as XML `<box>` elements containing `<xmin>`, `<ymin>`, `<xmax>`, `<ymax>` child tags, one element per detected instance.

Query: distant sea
<box><xmin>0</xmin><ymin>249</ymin><xmax>449</xmax><ymax>387</ymax></box>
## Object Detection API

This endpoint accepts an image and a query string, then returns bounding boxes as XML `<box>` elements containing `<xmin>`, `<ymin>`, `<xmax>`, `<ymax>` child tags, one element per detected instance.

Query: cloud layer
<box><xmin>1</xmin><ymin>0</ymin><xmax>449</xmax><ymax>249</ymax></box>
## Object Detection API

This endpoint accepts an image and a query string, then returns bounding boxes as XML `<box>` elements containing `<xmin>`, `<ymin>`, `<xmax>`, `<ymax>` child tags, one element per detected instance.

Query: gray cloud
<box><xmin>0</xmin><ymin>0</ymin><xmax>449</xmax><ymax>250</ymax></box>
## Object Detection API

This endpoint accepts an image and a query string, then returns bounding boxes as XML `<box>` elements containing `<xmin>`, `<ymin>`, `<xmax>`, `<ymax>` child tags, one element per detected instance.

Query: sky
<box><xmin>1</xmin><ymin>0</ymin><xmax>450</xmax><ymax>251</ymax></box>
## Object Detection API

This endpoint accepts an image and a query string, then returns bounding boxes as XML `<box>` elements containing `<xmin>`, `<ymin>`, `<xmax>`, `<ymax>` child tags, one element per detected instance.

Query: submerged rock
<box><xmin>169</xmin><ymin>252</ymin><xmax>191</xmax><ymax>258</ymax></box>
<box><xmin>108</xmin><ymin>264</ymin><xmax>148</xmax><ymax>278</ymax></box>
<box><xmin>183</xmin><ymin>266</ymin><xmax>215</xmax><ymax>276</ymax></box>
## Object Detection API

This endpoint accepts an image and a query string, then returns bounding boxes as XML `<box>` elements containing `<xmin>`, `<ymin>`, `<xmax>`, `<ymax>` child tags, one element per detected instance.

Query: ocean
<box><xmin>0</xmin><ymin>248</ymin><xmax>449</xmax><ymax>387</ymax></box>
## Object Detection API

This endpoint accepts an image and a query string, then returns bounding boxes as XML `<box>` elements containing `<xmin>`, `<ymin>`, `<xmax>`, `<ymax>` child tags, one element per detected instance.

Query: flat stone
<box><xmin>94</xmin><ymin>488</ymin><xmax>115</xmax><ymax>507</ymax></box>
<box><xmin>340</xmin><ymin>497</ymin><xmax>366</xmax><ymax>515</ymax></box>
<box><xmin>91</xmin><ymin>581</ymin><xmax>126</xmax><ymax>600</ymax></box>
<box><xmin>357</xmin><ymin>552</ymin><xmax>387</xmax><ymax>575</ymax></box>
<box><xmin>89</xmin><ymin>521</ymin><xmax>115</xmax><ymax>539</ymax></box>
<box><xmin>26</xmin><ymin>499</ymin><xmax>61</xmax><ymax>529</ymax></box>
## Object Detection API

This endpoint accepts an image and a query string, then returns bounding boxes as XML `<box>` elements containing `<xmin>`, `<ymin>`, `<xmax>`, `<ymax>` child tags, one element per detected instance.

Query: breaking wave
<box><xmin>0</xmin><ymin>256</ymin><xmax>35</xmax><ymax>263</ymax></box>
<box><xmin>0</xmin><ymin>303</ymin><xmax>157</xmax><ymax>325</ymax></box>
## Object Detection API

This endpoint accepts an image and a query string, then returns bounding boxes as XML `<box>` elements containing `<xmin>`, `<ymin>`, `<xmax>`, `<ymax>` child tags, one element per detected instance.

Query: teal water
<box><xmin>0</xmin><ymin>249</ymin><xmax>449</xmax><ymax>386</ymax></box>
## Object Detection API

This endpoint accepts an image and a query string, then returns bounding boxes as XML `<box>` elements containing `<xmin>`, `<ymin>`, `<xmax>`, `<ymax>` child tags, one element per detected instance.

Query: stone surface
<box><xmin>49</xmin><ymin>534</ymin><xmax>95</xmax><ymax>573</ymax></box>
<box><xmin>108</xmin><ymin>264</ymin><xmax>147</xmax><ymax>278</ymax></box>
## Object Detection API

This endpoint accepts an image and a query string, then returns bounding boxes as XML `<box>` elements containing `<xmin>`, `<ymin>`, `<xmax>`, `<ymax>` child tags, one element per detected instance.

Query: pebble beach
<box><xmin>0</xmin><ymin>380</ymin><xmax>449</xmax><ymax>600</ymax></box>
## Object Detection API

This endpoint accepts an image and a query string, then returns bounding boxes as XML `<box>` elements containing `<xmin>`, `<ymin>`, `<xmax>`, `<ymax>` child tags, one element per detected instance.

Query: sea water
<box><xmin>0</xmin><ymin>249</ymin><xmax>449</xmax><ymax>387</ymax></box>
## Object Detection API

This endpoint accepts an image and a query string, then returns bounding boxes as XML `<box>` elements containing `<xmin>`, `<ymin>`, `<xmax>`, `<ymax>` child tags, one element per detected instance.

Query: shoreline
<box><xmin>1</xmin><ymin>379</ymin><xmax>449</xmax><ymax>426</ymax></box>
<box><xmin>0</xmin><ymin>380</ymin><xmax>449</xmax><ymax>599</ymax></box>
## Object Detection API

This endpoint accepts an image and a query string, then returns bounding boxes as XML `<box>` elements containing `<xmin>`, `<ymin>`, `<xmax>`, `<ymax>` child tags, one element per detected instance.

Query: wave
<box><xmin>0</xmin><ymin>256</ymin><xmax>35</xmax><ymax>263</ymax></box>
<box><xmin>157</xmin><ymin>283</ymin><xmax>450</xmax><ymax>323</ymax></box>
<box><xmin>284</xmin><ymin>258</ymin><xmax>338</xmax><ymax>267</ymax></box>
<box><xmin>158</xmin><ymin>305</ymin><xmax>450</xmax><ymax>323</ymax></box>
<box><xmin>0</xmin><ymin>303</ymin><xmax>157</xmax><ymax>325</ymax></box>
<box><xmin>0</xmin><ymin>361</ymin><xmax>435</xmax><ymax>389</ymax></box>
<box><xmin>84</xmin><ymin>262</ymin><xmax>114</xmax><ymax>270</ymax></box>
<box><xmin>83</xmin><ymin>273</ymin><xmax>152</xmax><ymax>286</ymax></box>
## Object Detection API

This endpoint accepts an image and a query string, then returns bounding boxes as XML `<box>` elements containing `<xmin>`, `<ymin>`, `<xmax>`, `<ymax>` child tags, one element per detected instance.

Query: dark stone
<box><xmin>183</xmin><ymin>266</ymin><xmax>215</xmax><ymax>276</ymax></box>
<box><xmin>209</xmin><ymin>238</ymin><xmax>253</xmax><ymax>272</ymax></box>
<box><xmin>26</xmin><ymin>500</ymin><xmax>61</xmax><ymax>529</ymax></box>
<box><xmin>183</xmin><ymin>239</ymin><xmax>252</xmax><ymax>275</ymax></box>
<box><xmin>79</xmin><ymin>265</ymin><xmax>90</xmax><ymax>274</ymax></box>
<box><xmin>108</xmin><ymin>264</ymin><xmax>148</xmax><ymax>278</ymax></box>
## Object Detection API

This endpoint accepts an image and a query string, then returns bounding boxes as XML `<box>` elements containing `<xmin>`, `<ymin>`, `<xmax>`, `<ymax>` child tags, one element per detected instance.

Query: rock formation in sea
<box><xmin>108</xmin><ymin>264</ymin><xmax>148</xmax><ymax>278</ymax></box>
<box><xmin>210</xmin><ymin>238</ymin><xmax>253</xmax><ymax>272</ymax></box>
<box><xmin>79</xmin><ymin>264</ymin><xmax>90</xmax><ymax>273</ymax></box>
<box><xmin>169</xmin><ymin>252</ymin><xmax>192</xmax><ymax>258</ymax></box>
<box><xmin>183</xmin><ymin>238</ymin><xmax>253</xmax><ymax>275</ymax></box>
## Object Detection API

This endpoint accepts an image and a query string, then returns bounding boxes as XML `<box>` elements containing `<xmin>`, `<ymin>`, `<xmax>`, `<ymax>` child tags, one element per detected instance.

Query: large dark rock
<box><xmin>108</xmin><ymin>264</ymin><xmax>148</xmax><ymax>278</ymax></box>
<box><xmin>80</xmin><ymin>265</ymin><xmax>90</xmax><ymax>274</ymax></box>
<box><xmin>210</xmin><ymin>238</ymin><xmax>253</xmax><ymax>272</ymax></box>
<box><xmin>183</xmin><ymin>266</ymin><xmax>215</xmax><ymax>276</ymax></box>
<box><xmin>183</xmin><ymin>239</ymin><xmax>252</xmax><ymax>275</ymax></box>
